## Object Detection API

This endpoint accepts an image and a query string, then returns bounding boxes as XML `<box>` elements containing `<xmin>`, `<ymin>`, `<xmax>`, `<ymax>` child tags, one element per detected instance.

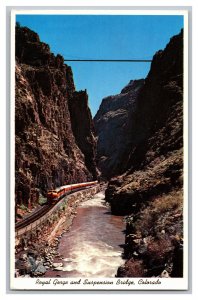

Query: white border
<box><xmin>10</xmin><ymin>9</ymin><xmax>16</xmax><ymax>292</ymax></box>
<box><xmin>10</xmin><ymin>8</ymin><xmax>189</xmax><ymax>291</ymax></box>
<box><xmin>183</xmin><ymin>9</ymin><xmax>189</xmax><ymax>288</ymax></box>
<box><xmin>11</xmin><ymin>9</ymin><xmax>186</xmax><ymax>15</ymax></box>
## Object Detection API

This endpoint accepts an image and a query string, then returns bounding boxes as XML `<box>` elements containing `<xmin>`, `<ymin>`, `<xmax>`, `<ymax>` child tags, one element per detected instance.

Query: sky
<box><xmin>16</xmin><ymin>14</ymin><xmax>183</xmax><ymax>116</ymax></box>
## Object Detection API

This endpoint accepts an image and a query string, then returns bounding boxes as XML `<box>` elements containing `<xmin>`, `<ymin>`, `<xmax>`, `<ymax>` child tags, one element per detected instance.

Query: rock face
<box><xmin>94</xmin><ymin>79</ymin><xmax>144</xmax><ymax>178</ymax></box>
<box><xmin>106</xmin><ymin>29</ymin><xmax>183</xmax><ymax>213</ymax></box>
<box><xmin>104</xmin><ymin>30</ymin><xmax>184</xmax><ymax>277</ymax></box>
<box><xmin>15</xmin><ymin>25</ymin><xmax>97</xmax><ymax>206</ymax></box>
<box><xmin>68</xmin><ymin>91</ymin><xmax>98</xmax><ymax>179</ymax></box>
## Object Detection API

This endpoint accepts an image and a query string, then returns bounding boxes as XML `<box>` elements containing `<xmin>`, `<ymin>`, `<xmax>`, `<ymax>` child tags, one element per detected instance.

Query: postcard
<box><xmin>10</xmin><ymin>8</ymin><xmax>189</xmax><ymax>291</ymax></box>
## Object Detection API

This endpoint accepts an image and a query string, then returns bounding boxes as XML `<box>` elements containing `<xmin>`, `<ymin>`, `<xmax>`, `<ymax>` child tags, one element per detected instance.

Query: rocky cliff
<box><xmin>15</xmin><ymin>25</ymin><xmax>97</xmax><ymax>206</ymax></box>
<box><xmin>68</xmin><ymin>91</ymin><xmax>98</xmax><ymax>179</ymax></box>
<box><xmin>104</xmin><ymin>30</ymin><xmax>184</xmax><ymax>277</ymax></box>
<box><xmin>94</xmin><ymin>79</ymin><xmax>144</xmax><ymax>178</ymax></box>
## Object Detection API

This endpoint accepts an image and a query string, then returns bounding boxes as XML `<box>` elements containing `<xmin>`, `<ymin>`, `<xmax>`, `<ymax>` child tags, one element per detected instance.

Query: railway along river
<box><xmin>45</xmin><ymin>191</ymin><xmax>125</xmax><ymax>277</ymax></box>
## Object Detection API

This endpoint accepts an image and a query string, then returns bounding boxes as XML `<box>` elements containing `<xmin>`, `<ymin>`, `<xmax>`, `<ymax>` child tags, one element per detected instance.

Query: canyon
<box><xmin>15</xmin><ymin>25</ymin><xmax>184</xmax><ymax>279</ymax></box>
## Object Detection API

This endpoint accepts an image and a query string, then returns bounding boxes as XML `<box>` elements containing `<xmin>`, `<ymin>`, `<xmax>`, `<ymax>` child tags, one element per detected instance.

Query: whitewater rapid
<box><xmin>46</xmin><ymin>191</ymin><xmax>125</xmax><ymax>277</ymax></box>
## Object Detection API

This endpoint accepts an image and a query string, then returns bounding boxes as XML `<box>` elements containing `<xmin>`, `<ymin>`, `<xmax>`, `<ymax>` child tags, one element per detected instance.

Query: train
<box><xmin>47</xmin><ymin>180</ymin><xmax>98</xmax><ymax>204</ymax></box>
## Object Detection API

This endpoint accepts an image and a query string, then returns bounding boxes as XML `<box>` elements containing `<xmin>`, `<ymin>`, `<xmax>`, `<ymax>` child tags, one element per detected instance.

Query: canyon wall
<box><xmin>15</xmin><ymin>25</ymin><xmax>97</xmax><ymax>206</ymax></box>
<box><xmin>96</xmin><ymin>30</ymin><xmax>184</xmax><ymax>277</ymax></box>
<box><xmin>105</xmin><ymin>29</ymin><xmax>183</xmax><ymax>214</ymax></box>
<box><xmin>68</xmin><ymin>91</ymin><xmax>98</xmax><ymax>180</ymax></box>
<box><xmin>94</xmin><ymin>79</ymin><xmax>144</xmax><ymax>178</ymax></box>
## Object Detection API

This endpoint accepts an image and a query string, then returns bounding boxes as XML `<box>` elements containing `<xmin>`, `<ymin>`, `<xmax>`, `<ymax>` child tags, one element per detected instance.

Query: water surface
<box><xmin>46</xmin><ymin>191</ymin><xmax>125</xmax><ymax>277</ymax></box>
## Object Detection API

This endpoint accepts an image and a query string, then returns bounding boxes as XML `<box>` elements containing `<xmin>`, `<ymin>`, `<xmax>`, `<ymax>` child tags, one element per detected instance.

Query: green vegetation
<box><xmin>38</xmin><ymin>194</ymin><xmax>47</xmax><ymax>205</ymax></box>
<box><xmin>19</xmin><ymin>204</ymin><xmax>28</xmax><ymax>211</ymax></box>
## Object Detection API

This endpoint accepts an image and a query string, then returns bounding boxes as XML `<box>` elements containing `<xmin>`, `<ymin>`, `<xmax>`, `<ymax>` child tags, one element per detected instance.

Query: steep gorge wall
<box><xmin>106</xmin><ymin>29</ymin><xmax>183</xmax><ymax>214</ymax></box>
<box><xmin>100</xmin><ymin>30</ymin><xmax>184</xmax><ymax>277</ymax></box>
<box><xmin>94</xmin><ymin>79</ymin><xmax>144</xmax><ymax>178</ymax></box>
<box><xmin>15</xmin><ymin>26</ymin><xmax>97</xmax><ymax>206</ymax></box>
<box><xmin>68</xmin><ymin>91</ymin><xmax>98</xmax><ymax>180</ymax></box>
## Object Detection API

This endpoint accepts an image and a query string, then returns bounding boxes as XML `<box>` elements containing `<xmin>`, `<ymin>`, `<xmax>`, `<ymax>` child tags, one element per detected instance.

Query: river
<box><xmin>45</xmin><ymin>191</ymin><xmax>125</xmax><ymax>277</ymax></box>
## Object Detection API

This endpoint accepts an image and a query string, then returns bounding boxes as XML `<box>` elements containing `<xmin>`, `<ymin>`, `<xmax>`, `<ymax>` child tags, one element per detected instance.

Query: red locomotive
<box><xmin>47</xmin><ymin>181</ymin><xmax>98</xmax><ymax>204</ymax></box>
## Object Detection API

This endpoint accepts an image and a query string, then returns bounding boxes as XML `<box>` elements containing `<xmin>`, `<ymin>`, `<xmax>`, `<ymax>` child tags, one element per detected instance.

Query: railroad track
<box><xmin>15</xmin><ymin>191</ymin><xmax>72</xmax><ymax>231</ymax></box>
<box><xmin>15</xmin><ymin>185</ymin><xmax>98</xmax><ymax>232</ymax></box>
<box><xmin>15</xmin><ymin>204</ymin><xmax>53</xmax><ymax>231</ymax></box>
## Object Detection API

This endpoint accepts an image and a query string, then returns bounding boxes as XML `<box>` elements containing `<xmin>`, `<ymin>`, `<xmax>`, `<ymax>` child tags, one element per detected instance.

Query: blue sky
<box><xmin>16</xmin><ymin>14</ymin><xmax>183</xmax><ymax>116</ymax></box>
